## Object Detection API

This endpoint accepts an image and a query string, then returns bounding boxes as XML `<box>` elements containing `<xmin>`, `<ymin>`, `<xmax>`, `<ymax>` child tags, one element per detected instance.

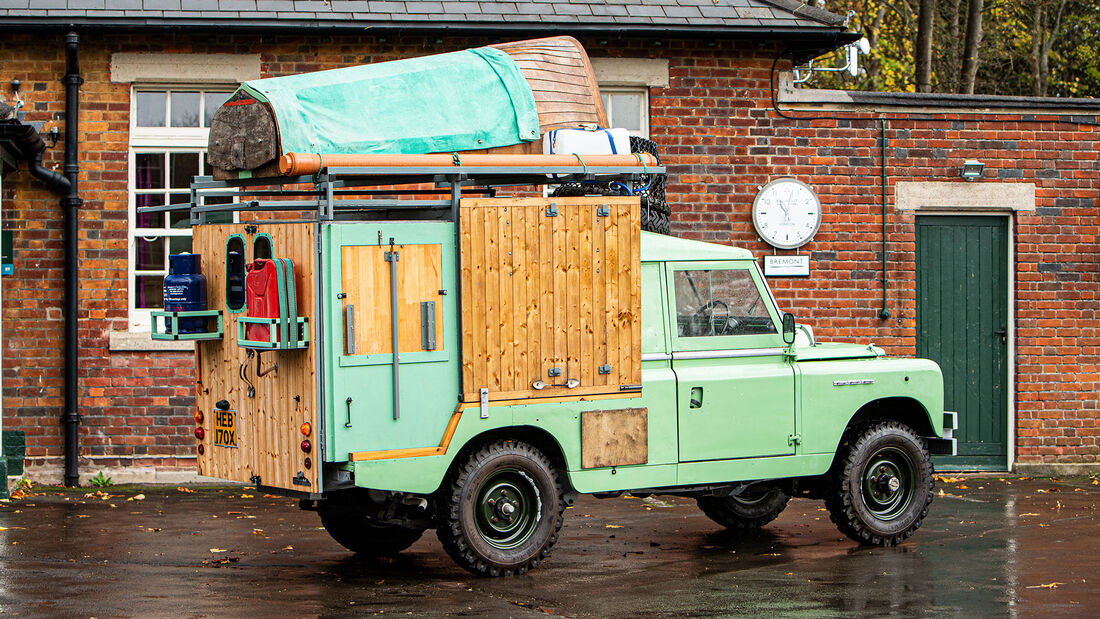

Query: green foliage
<box><xmin>89</xmin><ymin>471</ymin><xmax>114</xmax><ymax>488</ymax></box>
<box><xmin>801</xmin><ymin>0</ymin><xmax>1100</xmax><ymax>97</ymax></box>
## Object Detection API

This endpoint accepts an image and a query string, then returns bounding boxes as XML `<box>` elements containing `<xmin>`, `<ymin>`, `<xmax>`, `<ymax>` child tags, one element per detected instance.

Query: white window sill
<box><xmin>108</xmin><ymin>331</ymin><xmax>194</xmax><ymax>353</ymax></box>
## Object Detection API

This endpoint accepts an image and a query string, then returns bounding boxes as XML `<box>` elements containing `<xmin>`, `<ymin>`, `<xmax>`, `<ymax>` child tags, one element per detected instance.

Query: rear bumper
<box><xmin>928</xmin><ymin>411</ymin><xmax>958</xmax><ymax>456</ymax></box>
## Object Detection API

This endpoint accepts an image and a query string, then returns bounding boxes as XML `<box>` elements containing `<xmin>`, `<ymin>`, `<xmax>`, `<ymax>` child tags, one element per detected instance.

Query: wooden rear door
<box><xmin>192</xmin><ymin>223</ymin><xmax>320</xmax><ymax>492</ymax></box>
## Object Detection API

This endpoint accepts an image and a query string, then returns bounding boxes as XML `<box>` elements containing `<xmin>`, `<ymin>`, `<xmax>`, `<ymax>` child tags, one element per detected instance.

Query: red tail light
<box><xmin>195</xmin><ymin>427</ymin><xmax>205</xmax><ymax>440</ymax></box>
<box><xmin>303</xmin><ymin>457</ymin><xmax>312</xmax><ymax>469</ymax></box>
<box><xmin>301</xmin><ymin>439</ymin><xmax>311</xmax><ymax>453</ymax></box>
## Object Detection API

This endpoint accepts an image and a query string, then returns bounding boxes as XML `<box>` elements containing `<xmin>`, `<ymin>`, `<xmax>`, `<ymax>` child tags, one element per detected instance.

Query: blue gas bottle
<box><xmin>163</xmin><ymin>253</ymin><xmax>208</xmax><ymax>334</ymax></box>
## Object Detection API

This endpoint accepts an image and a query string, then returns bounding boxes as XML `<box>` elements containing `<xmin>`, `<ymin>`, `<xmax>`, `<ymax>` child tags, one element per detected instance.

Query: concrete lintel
<box><xmin>591</xmin><ymin>57</ymin><xmax>670</xmax><ymax>88</ymax></box>
<box><xmin>895</xmin><ymin>181</ymin><xmax>1035</xmax><ymax>212</ymax></box>
<box><xmin>110</xmin><ymin>52</ymin><xmax>261</xmax><ymax>84</ymax></box>
<box><xmin>109</xmin><ymin>330</ymin><xmax>194</xmax><ymax>352</ymax></box>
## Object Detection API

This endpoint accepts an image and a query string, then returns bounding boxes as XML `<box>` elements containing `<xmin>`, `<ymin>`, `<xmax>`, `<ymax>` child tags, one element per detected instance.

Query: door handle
<box><xmin>994</xmin><ymin>326</ymin><xmax>1007</xmax><ymax>344</ymax></box>
<box><xmin>689</xmin><ymin>387</ymin><xmax>703</xmax><ymax>409</ymax></box>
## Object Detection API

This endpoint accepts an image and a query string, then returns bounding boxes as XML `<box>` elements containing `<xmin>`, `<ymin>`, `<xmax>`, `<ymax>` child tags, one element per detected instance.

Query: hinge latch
<box><xmin>545</xmin><ymin>203</ymin><xmax>558</xmax><ymax>217</ymax></box>
<box><xmin>596</xmin><ymin>204</ymin><xmax>610</xmax><ymax>217</ymax></box>
<box><xmin>788</xmin><ymin>434</ymin><xmax>802</xmax><ymax>446</ymax></box>
<box><xmin>598</xmin><ymin>364</ymin><xmax>612</xmax><ymax>375</ymax></box>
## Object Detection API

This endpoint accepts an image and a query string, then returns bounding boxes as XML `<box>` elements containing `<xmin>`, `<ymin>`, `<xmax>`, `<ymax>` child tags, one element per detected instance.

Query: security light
<box><xmin>961</xmin><ymin>160</ymin><xmax>984</xmax><ymax>181</ymax></box>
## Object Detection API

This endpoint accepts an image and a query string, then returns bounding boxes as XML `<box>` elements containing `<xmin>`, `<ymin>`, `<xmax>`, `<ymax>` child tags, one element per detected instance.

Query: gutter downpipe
<box><xmin>62</xmin><ymin>32</ymin><xmax>82</xmax><ymax>487</ymax></box>
<box><xmin>879</xmin><ymin>118</ymin><xmax>890</xmax><ymax>320</ymax></box>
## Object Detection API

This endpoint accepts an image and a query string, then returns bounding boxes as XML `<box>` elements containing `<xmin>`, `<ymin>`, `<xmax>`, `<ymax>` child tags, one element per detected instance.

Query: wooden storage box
<box><xmin>459</xmin><ymin>196</ymin><xmax>641</xmax><ymax>402</ymax></box>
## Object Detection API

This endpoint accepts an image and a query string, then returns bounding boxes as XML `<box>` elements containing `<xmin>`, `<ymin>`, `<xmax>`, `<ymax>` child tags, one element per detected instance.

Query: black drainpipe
<box><xmin>62</xmin><ymin>32</ymin><xmax>83</xmax><ymax>487</ymax></box>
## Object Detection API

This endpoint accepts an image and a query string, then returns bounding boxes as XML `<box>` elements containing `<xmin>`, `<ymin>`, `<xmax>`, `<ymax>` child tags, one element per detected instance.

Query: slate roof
<box><xmin>0</xmin><ymin>1</ymin><xmax>848</xmax><ymax>31</ymax></box>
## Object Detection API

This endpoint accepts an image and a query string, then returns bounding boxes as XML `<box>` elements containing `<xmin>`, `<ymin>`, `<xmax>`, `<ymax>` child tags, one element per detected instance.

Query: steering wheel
<box><xmin>689</xmin><ymin>300</ymin><xmax>739</xmax><ymax>336</ymax></box>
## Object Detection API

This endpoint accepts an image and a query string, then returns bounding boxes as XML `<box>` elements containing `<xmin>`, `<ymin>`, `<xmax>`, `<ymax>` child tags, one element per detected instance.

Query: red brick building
<box><xmin>0</xmin><ymin>0</ymin><xmax>1095</xmax><ymax>483</ymax></box>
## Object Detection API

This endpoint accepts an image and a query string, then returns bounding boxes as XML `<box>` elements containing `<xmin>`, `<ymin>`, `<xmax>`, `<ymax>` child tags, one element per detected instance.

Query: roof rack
<box><xmin>137</xmin><ymin>160</ymin><xmax>665</xmax><ymax>225</ymax></box>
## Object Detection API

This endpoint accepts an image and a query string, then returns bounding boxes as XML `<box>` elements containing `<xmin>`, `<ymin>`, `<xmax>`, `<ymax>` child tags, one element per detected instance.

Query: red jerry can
<box><xmin>246</xmin><ymin>259</ymin><xmax>281</xmax><ymax>342</ymax></box>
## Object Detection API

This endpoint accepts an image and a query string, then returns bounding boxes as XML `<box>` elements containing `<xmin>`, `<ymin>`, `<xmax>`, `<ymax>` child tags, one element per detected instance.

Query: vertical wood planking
<box><xmin>579</xmin><ymin>204</ymin><xmax>593</xmax><ymax>389</ymax></box>
<box><xmin>458</xmin><ymin>197</ymin><xmax>639</xmax><ymax>401</ymax></box>
<box><xmin>194</xmin><ymin>222</ymin><xmax>318</xmax><ymax>491</ymax></box>
<box><xmin>628</xmin><ymin>201</ymin><xmax>642</xmax><ymax>386</ymax></box>
<box><xmin>565</xmin><ymin>202</ymin><xmax>580</xmax><ymax>382</ymax></box>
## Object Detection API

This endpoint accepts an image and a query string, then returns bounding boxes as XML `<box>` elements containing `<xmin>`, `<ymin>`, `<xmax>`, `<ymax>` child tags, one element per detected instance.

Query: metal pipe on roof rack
<box><xmin>279</xmin><ymin>152</ymin><xmax>659</xmax><ymax>177</ymax></box>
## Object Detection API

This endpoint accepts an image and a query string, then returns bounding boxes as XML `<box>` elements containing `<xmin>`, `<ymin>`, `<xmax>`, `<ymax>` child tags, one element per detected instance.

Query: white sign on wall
<box><xmin>764</xmin><ymin>255</ymin><xmax>810</xmax><ymax>277</ymax></box>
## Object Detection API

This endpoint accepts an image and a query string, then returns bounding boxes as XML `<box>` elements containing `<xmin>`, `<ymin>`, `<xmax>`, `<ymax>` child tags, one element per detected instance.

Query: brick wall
<box><xmin>1</xmin><ymin>31</ymin><xmax>1096</xmax><ymax>479</ymax></box>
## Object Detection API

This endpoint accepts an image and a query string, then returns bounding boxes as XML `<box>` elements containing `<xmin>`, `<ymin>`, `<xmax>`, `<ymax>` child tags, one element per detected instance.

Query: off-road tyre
<box><xmin>640</xmin><ymin>206</ymin><xmax>671</xmax><ymax>234</ymax></box>
<box><xmin>318</xmin><ymin>505</ymin><xmax>426</xmax><ymax>556</ymax></box>
<box><xmin>435</xmin><ymin>439</ymin><xmax>566</xmax><ymax>576</ymax></box>
<box><xmin>824</xmin><ymin>420</ymin><xmax>935</xmax><ymax>546</ymax></box>
<box><xmin>697</xmin><ymin>486</ymin><xmax>791</xmax><ymax>529</ymax></box>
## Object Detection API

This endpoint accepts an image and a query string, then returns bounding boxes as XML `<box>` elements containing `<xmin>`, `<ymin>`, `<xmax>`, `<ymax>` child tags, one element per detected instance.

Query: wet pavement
<box><xmin>0</xmin><ymin>476</ymin><xmax>1097</xmax><ymax>617</ymax></box>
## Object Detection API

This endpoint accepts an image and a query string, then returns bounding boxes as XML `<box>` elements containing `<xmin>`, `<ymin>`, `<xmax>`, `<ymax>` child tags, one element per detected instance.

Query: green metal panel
<box><xmin>323</xmin><ymin>222</ymin><xmax>460</xmax><ymax>461</ymax></box>
<box><xmin>916</xmin><ymin>216</ymin><xmax>1009</xmax><ymax>469</ymax></box>
<box><xmin>795</xmin><ymin>357</ymin><xmax>944</xmax><ymax>456</ymax></box>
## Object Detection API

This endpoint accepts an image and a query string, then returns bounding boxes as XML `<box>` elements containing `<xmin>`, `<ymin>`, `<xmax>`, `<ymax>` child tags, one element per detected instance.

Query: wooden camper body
<box><xmin>182</xmin><ymin>166</ymin><xmax>646</xmax><ymax>493</ymax></box>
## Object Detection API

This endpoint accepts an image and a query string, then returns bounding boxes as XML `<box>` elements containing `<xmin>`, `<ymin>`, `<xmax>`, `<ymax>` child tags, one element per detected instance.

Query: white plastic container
<box><xmin>543</xmin><ymin>126</ymin><xmax>631</xmax><ymax>156</ymax></box>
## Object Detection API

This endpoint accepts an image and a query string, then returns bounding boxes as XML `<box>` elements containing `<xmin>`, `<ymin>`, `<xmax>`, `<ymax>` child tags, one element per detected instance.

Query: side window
<box><xmin>225</xmin><ymin>235</ymin><xmax>246</xmax><ymax>312</ymax></box>
<box><xmin>674</xmin><ymin>269</ymin><xmax>775</xmax><ymax>337</ymax></box>
<box><xmin>253</xmin><ymin>234</ymin><xmax>273</xmax><ymax>260</ymax></box>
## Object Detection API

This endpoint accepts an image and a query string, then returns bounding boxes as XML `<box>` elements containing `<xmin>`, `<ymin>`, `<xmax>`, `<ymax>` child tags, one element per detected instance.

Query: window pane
<box><xmin>135</xmin><ymin>274</ymin><xmax>164</xmax><ymax>309</ymax></box>
<box><xmin>169</xmin><ymin>152</ymin><xmax>199</xmax><ymax>188</ymax></box>
<box><xmin>136</xmin><ymin>237</ymin><xmax>166</xmax><ymax>270</ymax></box>
<box><xmin>204</xmin><ymin>92</ymin><xmax>233</xmax><ymax>127</ymax></box>
<box><xmin>136</xmin><ymin>92</ymin><xmax>166</xmax><ymax>127</ymax></box>
<box><xmin>135</xmin><ymin>193</ymin><xmax>165</xmax><ymax>229</ymax></box>
<box><xmin>169</xmin><ymin>236</ymin><xmax>192</xmax><ymax>255</ymax></box>
<box><xmin>169</xmin><ymin>194</ymin><xmax>191</xmax><ymax>228</ymax></box>
<box><xmin>674</xmin><ymin>269</ymin><xmax>775</xmax><ymax>337</ymax></box>
<box><xmin>135</xmin><ymin>153</ymin><xmax>165</xmax><ymax>189</ymax></box>
<box><xmin>609</xmin><ymin>93</ymin><xmax>642</xmax><ymax>132</ymax></box>
<box><xmin>170</xmin><ymin>92</ymin><xmax>200</xmax><ymax>127</ymax></box>
<box><xmin>207</xmin><ymin>211</ymin><xmax>234</xmax><ymax>224</ymax></box>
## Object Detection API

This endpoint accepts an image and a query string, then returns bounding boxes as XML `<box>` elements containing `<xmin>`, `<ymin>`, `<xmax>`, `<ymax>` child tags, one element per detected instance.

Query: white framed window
<box><xmin>600</xmin><ymin>87</ymin><xmax>649</xmax><ymax>138</ymax></box>
<box><xmin>127</xmin><ymin>87</ymin><xmax>234</xmax><ymax>331</ymax></box>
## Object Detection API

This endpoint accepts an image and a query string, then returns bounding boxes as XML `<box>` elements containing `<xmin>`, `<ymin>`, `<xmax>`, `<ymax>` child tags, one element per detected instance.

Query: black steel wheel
<box><xmin>697</xmin><ymin>486</ymin><xmax>790</xmax><ymax>529</ymax></box>
<box><xmin>436</xmin><ymin>440</ymin><xmax>565</xmax><ymax>576</ymax></box>
<box><xmin>318</xmin><ymin>505</ymin><xmax>426</xmax><ymax>556</ymax></box>
<box><xmin>825</xmin><ymin>420</ymin><xmax>934</xmax><ymax>546</ymax></box>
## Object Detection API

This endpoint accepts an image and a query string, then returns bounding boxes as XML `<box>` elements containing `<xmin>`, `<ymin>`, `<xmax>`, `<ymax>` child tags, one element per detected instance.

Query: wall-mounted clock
<box><xmin>751</xmin><ymin>178</ymin><xmax>822</xmax><ymax>250</ymax></box>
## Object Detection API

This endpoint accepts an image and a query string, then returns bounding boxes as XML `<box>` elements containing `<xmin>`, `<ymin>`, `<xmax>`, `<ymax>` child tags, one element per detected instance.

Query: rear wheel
<box><xmin>697</xmin><ymin>486</ymin><xmax>790</xmax><ymax>529</ymax></box>
<box><xmin>436</xmin><ymin>440</ymin><xmax>565</xmax><ymax>576</ymax></box>
<box><xmin>318</xmin><ymin>505</ymin><xmax>426</xmax><ymax>556</ymax></box>
<box><xmin>825</xmin><ymin>420</ymin><xmax>934</xmax><ymax>546</ymax></box>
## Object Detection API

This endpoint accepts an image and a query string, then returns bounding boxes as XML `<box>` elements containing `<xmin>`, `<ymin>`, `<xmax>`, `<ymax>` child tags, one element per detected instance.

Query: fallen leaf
<box><xmin>1026</xmin><ymin>582</ymin><xmax>1064</xmax><ymax>589</ymax></box>
<box><xmin>209</xmin><ymin>548</ymin><xmax>228</xmax><ymax>553</ymax></box>
<box><xmin>280</xmin><ymin>545</ymin><xmax>294</xmax><ymax>552</ymax></box>
<box><xmin>957</xmin><ymin>485</ymin><xmax>969</xmax><ymax>490</ymax></box>
<box><xmin>0</xmin><ymin>527</ymin><xmax>7</xmax><ymax>531</ymax></box>
<box><xmin>263</xmin><ymin>494</ymin><xmax>278</xmax><ymax>499</ymax></box>
<box><xmin>605</xmin><ymin>524</ymin><xmax>624</xmax><ymax>529</ymax></box>
<box><xmin>177</xmin><ymin>487</ymin><xmax>194</xmax><ymax>493</ymax></box>
<box><xmin>127</xmin><ymin>494</ymin><xmax>146</xmax><ymax>501</ymax></box>
<box><xmin>240</xmin><ymin>494</ymin><xmax>254</xmax><ymax>499</ymax></box>
<box><xmin>1092</xmin><ymin>480</ymin><xmax>1098</xmax><ymax>486</ymax></box>
<box><xmin>1020</xmin><ymin>513</ymin><xmax>1040</xmax><ymax>517</ymax></box>
<box><xmin>252</xmin><ymin>529</ymin><xmax>265</xmax><ymax>536</ymax></box>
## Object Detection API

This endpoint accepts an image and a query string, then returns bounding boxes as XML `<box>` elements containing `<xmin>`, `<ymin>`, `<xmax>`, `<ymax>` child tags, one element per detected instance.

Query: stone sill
<box><xmin>108</xmin><ymin>331</ymin><xmax>194</xmax><ymax>353</ymax></box>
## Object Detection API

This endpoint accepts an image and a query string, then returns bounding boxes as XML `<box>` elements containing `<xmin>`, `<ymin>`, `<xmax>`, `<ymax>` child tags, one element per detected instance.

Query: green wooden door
<box><xmin>916</xmin><ymin>216</ymin><xmax>1009</xmax><ymax>470</ymax></box>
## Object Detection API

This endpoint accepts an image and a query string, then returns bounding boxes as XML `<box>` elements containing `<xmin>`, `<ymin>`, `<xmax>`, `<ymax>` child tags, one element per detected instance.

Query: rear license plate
<box><xmin>213</xmin><ymin>409</ymin><xmax>238</xmax><ymax>448</ymax></box>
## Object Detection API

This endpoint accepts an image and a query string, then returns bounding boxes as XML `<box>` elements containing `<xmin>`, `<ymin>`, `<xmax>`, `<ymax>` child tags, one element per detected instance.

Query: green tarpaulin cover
<box><xmin>239</xmin><ymin>47</ymin><xmax>539</xmax><ymax>155</ymax></box>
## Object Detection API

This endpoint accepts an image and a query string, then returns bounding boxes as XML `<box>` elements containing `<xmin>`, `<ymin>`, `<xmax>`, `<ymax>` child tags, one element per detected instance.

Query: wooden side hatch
<box><xmin>581</xmin><ymin>408</ymin><xmax>649</xmax><ymax>469</ymax></box>
<box><xmin>459</xmin><ymin>196</ymin><xmax>641</xmax><ymax>402</ymax></box>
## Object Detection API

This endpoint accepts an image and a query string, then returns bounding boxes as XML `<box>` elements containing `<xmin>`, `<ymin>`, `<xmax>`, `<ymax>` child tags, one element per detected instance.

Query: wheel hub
<box><xmin>861</xmin><ymin>448</ymin><xmax>915</xmax><ymax>521</ymax></box>
<box><xmin>474</xmin><ymin>468</ymin><xmax>541</xmax><ymax>550</ymax></box>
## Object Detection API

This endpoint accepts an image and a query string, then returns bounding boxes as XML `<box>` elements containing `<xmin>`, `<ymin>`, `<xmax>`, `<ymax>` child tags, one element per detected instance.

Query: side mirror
<box><xmin>782</xmin><ymin>312</ymin><xmax>796</xmax><ymax>345</ymax></box>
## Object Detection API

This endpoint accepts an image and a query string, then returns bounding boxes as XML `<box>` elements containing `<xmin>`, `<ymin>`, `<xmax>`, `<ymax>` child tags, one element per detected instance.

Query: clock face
<box><xmin>751</xmin><ymin>178</ymin><xmax>822</xmax><ymax>250</ymax></box>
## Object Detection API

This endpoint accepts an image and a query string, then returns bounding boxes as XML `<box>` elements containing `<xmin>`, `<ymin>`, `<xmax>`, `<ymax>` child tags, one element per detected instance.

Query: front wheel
<box><xmin>436</xmin><ymin>440</ymin><xmax>565</xmax><ymax>576</ymax></box>
<box><xmin>825</xmin><ymin>420</ymin><xmax>934</xmax><ymax>546</ymax></box>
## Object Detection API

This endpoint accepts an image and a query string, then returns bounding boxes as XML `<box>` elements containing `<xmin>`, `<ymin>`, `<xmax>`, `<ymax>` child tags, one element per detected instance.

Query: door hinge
<box><xmin>788</xmin><ymin>434</ymin><xmax>802</xmax><ymax>446</ymax></box>
<box><xmin>480</xmin><ymin>387</ymin><xmax>489</xmax><ymax>419</ymax></box>
<box><xmin>598</xmin><ymin>364</ymin><xmax>612</xmax><ymax>375</ymax></box>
